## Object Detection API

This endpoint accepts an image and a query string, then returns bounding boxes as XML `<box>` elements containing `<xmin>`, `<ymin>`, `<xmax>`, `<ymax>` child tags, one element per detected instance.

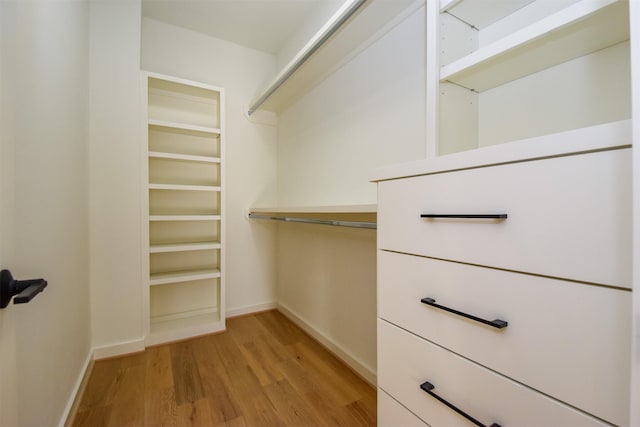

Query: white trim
<box><xmin>277</xmin><ymin>303</ymin><xmax>376</xmax><ymax>386</ymax></box>
<box><xmin>145</xmin><ymin>70</ymin><xmax>225</xmax><ymax>93</ymax></box>
<box><xmin>92</xmin><ymin>338</ymin><xmax>145</xmax><ymax>360</ymax></box>
<box><xmin>57</xmin><ymin>350</ymin><xmax>93</xmax><ymax>427</ymax></box>
<box><xmin>226</xmin><ymin>301</ymin><xmax>277</xmax><ymax>318</ymax></box>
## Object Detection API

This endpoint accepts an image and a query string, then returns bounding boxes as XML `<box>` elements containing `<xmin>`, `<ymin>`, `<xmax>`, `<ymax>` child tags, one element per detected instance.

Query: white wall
<box><xmin>275</xmin><ymin>5</ymin><xmax>426</xmax><ymax>381</ymax></box>
<box><xmin>277</xmin><ymin>6</ymin><xmax>426</xmax><ymax>206</ymax></box>
<box><xmin>277</xmin><ymin>224</ymin><xmax>377</xmax><ymax>382</ymax></box>
<box><xmin>89</xmin><ymin>0</ymin><xmax>144</xmax><ymax>352</ymax></box>
<box><xmin>141</xmin><ymin>18</ymin><xmax>279</xmax><ymax>315</ymax></box>
<box><xmin>1</xmin><ymin>1</ymin><xmax>91</xmax><ymax>425</ymax></box>
<box><xmin>275</xmin><ymin>0</ymin><xmax>343</xmax><ymax>70</ymax></box>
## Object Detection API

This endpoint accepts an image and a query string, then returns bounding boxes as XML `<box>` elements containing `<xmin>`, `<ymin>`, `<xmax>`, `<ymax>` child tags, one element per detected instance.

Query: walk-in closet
<box><xmin>0</xmin><ymin>0</ymin><xmax>638</xmax><ymax>426</ymax></box>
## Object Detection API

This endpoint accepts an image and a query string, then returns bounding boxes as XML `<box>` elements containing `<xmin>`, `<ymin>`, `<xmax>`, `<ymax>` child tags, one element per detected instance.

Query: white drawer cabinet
<box><xmin>378</xmin><ymin>148</ymin><xmax>632</xmax><ymax>288</ymax></box>
<box><xmin>379</xmin><ymin>250</ymin><xmax>631</xmax><ymax>424</ymax></box>
<box><xmin>374</xmin><ymin>147</ymin><xmax>632</xmax><ymax>426</ymax></box>
<box><xmin>374</xmin><ymin>0</ymin><xmax>637</xmax><ymax>425</ymax></box>
<box><xmin>378</xmin><ymin>320</ymin><xmax>608</xmax><ymax>427</ymax></box>
<box><xmin>379</xmin><ymin>389</ymin><xmax>428</xmax><ymax>427</ymax></box>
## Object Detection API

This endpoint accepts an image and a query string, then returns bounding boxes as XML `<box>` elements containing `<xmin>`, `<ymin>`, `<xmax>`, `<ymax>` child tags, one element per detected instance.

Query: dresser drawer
<box><xmin>378</xmin><ymin>319</ymin><xmax>608</xmax><ymax>427</ymax></box>
<box><xmin>379</xmin><ymin>389</ymin><xmax>428</xmax><ymax>427</ymax></box>
<box><xmin>378</xmin><ymin>250</ymin><xmax>631</xmax><ymax>425</ymax></box>
<box><xmin>377</xmin><ymin>149</ymin><xmax>632</xmax><ymax>288</ymax></box>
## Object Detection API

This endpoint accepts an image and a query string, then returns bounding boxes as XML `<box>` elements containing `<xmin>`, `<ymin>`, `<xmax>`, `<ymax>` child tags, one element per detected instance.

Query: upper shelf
<box><xmin>441</xmin><ymin>0</ymin><xmax>629</xmax><ymax>92</ymax></box>
<box><xmin>248</xmin><ymin>0</ymin><xmax>420</xmax><ymax>114</ymax></box>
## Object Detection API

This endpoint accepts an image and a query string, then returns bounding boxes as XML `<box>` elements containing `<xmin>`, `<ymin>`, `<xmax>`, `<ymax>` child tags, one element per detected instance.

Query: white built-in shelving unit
<box><xmin>428</xmin><ymin>0</ymin><xmax>631</xmax><ymax>156</ymax></box>
<box><xmin>142</xmin><ymin>72</ymin><xmax>225</xmax><ymax>346</ymax></box>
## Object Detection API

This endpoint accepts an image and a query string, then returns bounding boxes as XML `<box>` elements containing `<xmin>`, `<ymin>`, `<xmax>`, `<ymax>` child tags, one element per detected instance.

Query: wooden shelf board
<box><xmin>150</xmin><ymin>268</ymin><xmax>221</xmax><ymax>286</ymax></box>
<box><xmin>148</xmin><ymin>183</ymin><xmax>221</xmax><ymax>192</ymax></box>
<box><xmin>149</xmin><ymin>151</ymin><xmax>221</xmax><ymax>164</ymax></box>
<box><xmin>441</xmin><ymin>0</ymin><xmax>628</xmax><ymax>92</ymax></box>
<box><xmin>148</xmin><ymin>119</ymin><xmax>221</xmax><ymax>135</ymax></box>
<box><xmin>150</xmin><ymin>242</ymin><xmax>221</xmax><ymax>253</ymax></box>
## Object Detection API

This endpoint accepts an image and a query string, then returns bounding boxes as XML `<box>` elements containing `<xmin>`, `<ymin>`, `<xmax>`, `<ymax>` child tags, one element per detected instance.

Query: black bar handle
<box><xmin>421</xmin><ymin>297</ymin><xmax>507</xmax><ymax>329</ymax></box>
<box><xmin>420</xmin><ymin>381</ymin><xmax>502</xmax><ymax>427</ymax></box>
<box><xmin>0</xmin><ymin>270</ymin><xmax>48</xmax><ymax>308</ymax></box>
<box><xmin>420</xmin><ymin>214</ymin><xmax>507</xmax><ymax>219</ymax></box>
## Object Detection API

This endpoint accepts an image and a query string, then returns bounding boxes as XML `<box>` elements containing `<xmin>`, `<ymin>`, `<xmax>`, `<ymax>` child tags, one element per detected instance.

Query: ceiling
<box><xmin>141</xmin><ymin>0</ymin><xmax>331</xmax><ymax>55</ymax></box>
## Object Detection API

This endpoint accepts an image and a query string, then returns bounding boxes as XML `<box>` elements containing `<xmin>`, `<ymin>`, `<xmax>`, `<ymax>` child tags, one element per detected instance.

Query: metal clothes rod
<box><xmin>247</xmin><ymin>0</ymin><xmax>368</xmax><ymax>115</ymax></box>
<box><xmin>248</xmin><ymin>213</ymin><xmax>376</xmax><ymax>229</ymax></box>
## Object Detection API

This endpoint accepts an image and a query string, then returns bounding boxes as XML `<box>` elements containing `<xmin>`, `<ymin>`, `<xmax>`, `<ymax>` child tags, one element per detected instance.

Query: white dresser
<box><xmin>373</xmin><ymin>137</ymin><xmax>632</xmax><ymax>426</ymax></box>
<box><xmin>372</xmin><ymin>1</ymin><xmax>638</xmax><ymax>425</ymax></box>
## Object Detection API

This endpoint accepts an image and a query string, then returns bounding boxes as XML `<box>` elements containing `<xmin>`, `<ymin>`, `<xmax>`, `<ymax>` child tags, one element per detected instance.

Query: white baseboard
<box><xmin>58</xmin><ymin>350</ymin><xmax>93</xmax><ymax>427</ymax></box>
<box><xmin>92</xmin><ymin>338</ymin><xmax>145</xmax><ymax>360</ymax></box>
<box><xmin>226</xmin><ymin>301</ymin><xmax>277</xmax><ymax>318</ymax></box>
<box><xmin>276</xmin><ymin>303</ymin><xmax>377</xmax><ymax>386</ymax></box>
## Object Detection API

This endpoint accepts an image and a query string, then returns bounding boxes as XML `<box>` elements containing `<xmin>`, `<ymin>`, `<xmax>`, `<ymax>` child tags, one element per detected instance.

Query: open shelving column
<box><xmin>430</xmin><ymin>0</ymin><xmax>631</xmax><ymax>156</ymax></box>
<box><xmin>143</xmin><ymin>72</ymin><xmax>225</xmax><ymax>346</ymax></box>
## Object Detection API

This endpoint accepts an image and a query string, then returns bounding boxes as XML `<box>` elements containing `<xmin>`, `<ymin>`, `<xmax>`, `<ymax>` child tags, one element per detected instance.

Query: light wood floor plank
<box><xmin>72</xmin><ymin>310</ymin><xmax>376</xmax><ymax>426</ymax></box>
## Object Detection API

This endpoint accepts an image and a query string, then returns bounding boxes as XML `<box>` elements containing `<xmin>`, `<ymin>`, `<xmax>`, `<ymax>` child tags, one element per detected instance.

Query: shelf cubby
<box><xmin>435</xmin><ymin>0</ymin><xmax>631</xmax><ymax>155</ymax></box>
<box><xmin>440</xmin><ymin>0</ymin><xmax>629</xmax><ymax>92</ymax></box>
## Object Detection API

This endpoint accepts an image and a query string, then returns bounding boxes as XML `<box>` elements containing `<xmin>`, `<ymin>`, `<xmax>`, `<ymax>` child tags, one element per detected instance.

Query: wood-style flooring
<box><xmin>72</xmin><ymin>310</ymin><xmax>376</xmax><ymax>426</ymax></box>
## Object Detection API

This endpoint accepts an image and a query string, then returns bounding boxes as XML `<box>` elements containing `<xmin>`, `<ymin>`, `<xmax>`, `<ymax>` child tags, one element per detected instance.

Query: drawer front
<box><xmin>377</xmin><ymin>149</ymin><xmax>632</xmax><ymax>288</ymax></box>
<box><xmin>378</xmin><ymin>319</ymin><xmax>608</xmax><ymax>427</ymax></box>
<box><xmin>379</xmin><ymin>389</ymin><xmax>429</xmax><ymax>427</ymax></box>
<box><xmin>378</xmin><ymin>250</ymin><xmax>631</xmax><ymax>425</ymax></box>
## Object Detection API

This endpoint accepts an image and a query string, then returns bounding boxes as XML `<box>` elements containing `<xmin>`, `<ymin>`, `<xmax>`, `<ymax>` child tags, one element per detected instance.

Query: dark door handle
<box><xmin>0</xmin><ymin>270</ymin><xmax>47</xmax><ymax>308</ymax></box>
<box><xmin>420</xmin><ymin>214</ymin><xmax>507</xmax><ymax>219</ymax></box>
<box><xmin>421</xmin><ymin>297</ymin><xmax>508</xmax><ymax>329</ymax></box>
<box><xmin>420</xmin><ymin>381</ymin><xmax>502</xmax><ymax>427</ymax></box>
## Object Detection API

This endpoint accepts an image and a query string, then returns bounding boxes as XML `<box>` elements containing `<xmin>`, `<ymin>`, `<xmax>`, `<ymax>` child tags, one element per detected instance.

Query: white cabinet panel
<box><xmin>378</xmin><ymin>319</ymin><xmax>608</xmax><ymax>427</ymax></box>
<box><xmin>378</xmin><ymin>148</ymin><xmax>632</xmax><ymax>288</ymax></box>
<box><xmin>378</xmin><ymin>389</ymin><xmax>428</xmax><ymax>427</ymax></box>
<box><xmin>379</xmin><ymin>250</ymin><xmax>631</xmax><ymax>425</ymax></box>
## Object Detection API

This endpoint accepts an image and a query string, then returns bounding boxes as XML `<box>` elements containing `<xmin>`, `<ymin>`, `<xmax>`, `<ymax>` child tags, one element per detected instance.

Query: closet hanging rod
<box><xmin>247</xmin><ymin>0</ymin><xmax>368</xmax><ymax>115</ymax></box>
<box><xmin>248</xmin><ymin>213</ymin><xmax>376</xmax><ymax>229</ymax></box>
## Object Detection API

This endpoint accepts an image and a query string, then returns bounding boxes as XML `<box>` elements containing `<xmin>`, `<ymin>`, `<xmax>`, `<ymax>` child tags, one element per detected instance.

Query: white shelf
<box><xmin>147</xmin><ymin>310</ymin><xmax>224</xmax><ymax>346</ymax></box>
<box><xmin>441</xmin><ymin>0</ymin><xmax>629</xmax><ymax>92</ymax></box>
<box><xmin>148</xmin><ymin>183</ymin><xmax>221</xmax><ymax>192</ymax></box>
<box><xmin>149</xmin><ymin>268</ymin><xmax>221</xmax><ymax>286</ymax></box>
<box><xmin>248</xmin><ymin>204</ymin><xmax>377</xmax><ymax>229</ymax></box>
<box><xmin>371</xmin><ymin>119</ymin><xmax>631</xmax><ymax>182</ymax></box>
<box><xmin>149</xmin><ymin>215</ymin><xmax>221</xmax><ymax>222</ymax></box>
<box><xmin>148</xmin><ymin>151</ymin><xmax>220</xmax><ymax>164</ymax></box>
<box><xmin>148</xmin><ymin>119</ymin><xmax>221</xmax><ymax>135</ymax></box>
<box><xmin>440</xmin><ymin>0</ymin><xmax>534</xmax><ymax>26</ymax></box>
<box><xmin>249</xmin><ymin>204</ymin><xmax>377</xmax><ymax>214</ymax></box>
<box><xmin>150</xmin><ymin>242</ymin><xmax>221</xmax><ymax>253</ymax></box>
